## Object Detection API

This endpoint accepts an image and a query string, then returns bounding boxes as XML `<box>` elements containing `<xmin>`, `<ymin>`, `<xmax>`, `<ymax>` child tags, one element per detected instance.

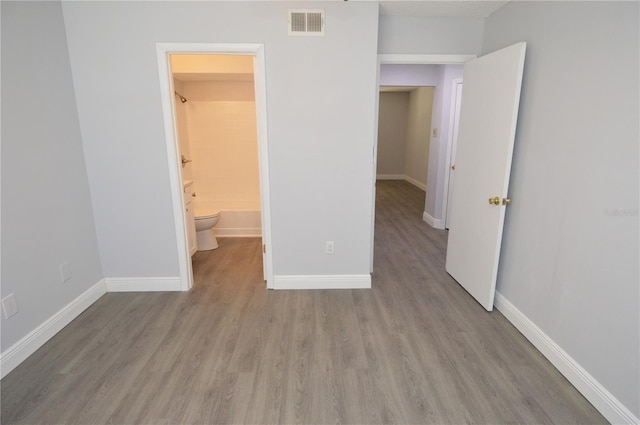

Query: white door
<box><xmin>445</xmin><ymin>80</ymin><xmax>464</xmax><ymax>229</ymax></box>
<box><xmin>445</xmin><ymin>42</ymin><xmax>526</xmax><ymax>311</ymax></box>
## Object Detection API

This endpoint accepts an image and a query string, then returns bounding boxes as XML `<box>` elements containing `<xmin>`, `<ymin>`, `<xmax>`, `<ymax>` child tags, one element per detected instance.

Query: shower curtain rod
<box><xmin>174</xmin><ymin>91</ymin><xmax>187</xmax><ymax>103</ymax></box>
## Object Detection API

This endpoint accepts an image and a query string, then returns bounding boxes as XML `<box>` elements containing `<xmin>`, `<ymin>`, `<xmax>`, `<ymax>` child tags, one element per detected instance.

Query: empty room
<box><xmin>1</xmin><ymin>1</ymin><xmax>638</xmax><ymax>424</ymax></box>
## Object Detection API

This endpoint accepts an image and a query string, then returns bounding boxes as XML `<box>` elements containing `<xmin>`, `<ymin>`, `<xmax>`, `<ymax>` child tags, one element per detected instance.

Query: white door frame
<box><xmin>444</xmin><ymin>77</ymin><xmax>464</xmax><ymax>228</ymax></box>
<box><xmin>370</xmin><ymin>54</ymin><xmax>476</xmax><ymax>272</ymax></box>
<box><xmin>156</xmin><ymin>43</ymin><xmax>274</xmax><ymax>291</ymax></box>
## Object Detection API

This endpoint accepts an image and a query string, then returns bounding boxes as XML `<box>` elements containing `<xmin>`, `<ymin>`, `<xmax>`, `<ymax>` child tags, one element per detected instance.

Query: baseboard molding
<box><xmin>0</xmin><ymin>279</ymin><xmax>107</xmax><ymax>379</ymax></box>
<box><xmin>376</xmin><ymin>174</ymin><xmax>405</xmax><ymax>180</ymax></box>
<box><xmin>376</xmin><ymin>174</ymin><xmax>428</xmax><ymax>192</ymax></box>
<box><xmin>273</xmin><ymin>274</ymin><xmax>371</xmax><ymax>290</ymax></box>
<box><xmin>422</xmin><ymin>211</ymin><xmax>444</xmax><ymax>229</ymax></box>
<box><xmin>215</xmin><ymin>228</ymin><xmax>261</xmax><ymax>238</ymax></box>
<box><xmin>495</xmin><ymin>292</ymin><xmax>639</xmax><ymax>425</ymax></box>
<box><xmin>403</xmin><ymin>175</ymin><xmax>427</xmax><ymax>191</ymax></box>
<box><xmin>105</xmin><ymin>277</ymin><xmax>182</xmax><ymax>292</ymax></box>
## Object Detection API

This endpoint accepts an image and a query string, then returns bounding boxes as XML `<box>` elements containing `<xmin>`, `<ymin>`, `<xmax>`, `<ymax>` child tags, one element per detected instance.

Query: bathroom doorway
<box><xmin>157</xmin><ymin>44</ymin><xmax>273</xmax><ymax>291</ymax></box>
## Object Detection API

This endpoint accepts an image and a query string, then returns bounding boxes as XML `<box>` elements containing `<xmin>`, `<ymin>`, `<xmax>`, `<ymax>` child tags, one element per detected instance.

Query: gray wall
<box><xmin>377</xmin><ymin>92</ymin><xmax>410</xmax><ymax>176</ymax></box>
<box><xmin>379</xmin><ymin>64</ymin><xmax>440</xmax><ymax>86</ymax></box>
<box><xmin>484</xmin><ymin>1</ymin><xmax>639</xmax><ymax>416</ymax></box>
<box><xmin>378</xmin><ymin>16</ymin><xmax>484</xmax><ymax>54</ymax></box>
<box><xmin>61</xmin><ymin>1</ymin><xmax>379</xmax><ymax>278</ymax></box>
<box><xmin>404</xmin><ymin>87</ymin><xmax>433</xmax><ymax>187</ymax></box>
<box><xmin>1</xmin><ymin>1</ymin><xmax>103</xmax><ymax>351</ymax></box>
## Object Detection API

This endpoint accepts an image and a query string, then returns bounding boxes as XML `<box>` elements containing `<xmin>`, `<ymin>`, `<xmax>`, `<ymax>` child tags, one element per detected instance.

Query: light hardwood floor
<box><xmin>1</xmin><ymin>180</ymin><xmax>606</xmax><ymax>424</ymax></box>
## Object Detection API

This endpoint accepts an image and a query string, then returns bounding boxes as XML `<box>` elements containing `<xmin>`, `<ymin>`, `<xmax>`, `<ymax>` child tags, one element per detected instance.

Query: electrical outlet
<box><xmin>60</xmin><ymin>261</ymin><xmax>72</xmax><ymax>283</ymax></box>
<box><xmin>326</xmin><ymin>241</ymin><xmax>335</xmax><ymax>255</ymax></box>
<box><xmin>2</xmin><ymin>294</ymin><xmax>18</xmax><ymax>319</ymax></box>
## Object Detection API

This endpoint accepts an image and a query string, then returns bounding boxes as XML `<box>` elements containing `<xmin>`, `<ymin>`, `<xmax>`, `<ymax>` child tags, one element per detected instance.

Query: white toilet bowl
<box><xmin>195</xmin><ymin>208</ymin><xmax>221</xmax><ymax>251</ymax></box>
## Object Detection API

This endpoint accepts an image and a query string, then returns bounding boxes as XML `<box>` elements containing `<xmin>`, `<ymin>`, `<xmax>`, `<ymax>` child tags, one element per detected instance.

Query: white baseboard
<box><xmin>422</xmin><ymin>211</ymin><xmax>444</xmax><ymax>229</ymax></box>
<box><xmin>215</xmin><ymin>228</ymin><xmax>261</xmax><ymax>237</ymax></box>
<box><xmin>495</xmin><ymin>292</ymin><xmax>639</xmax><ymax>425</ymax></box>
<box><xmin>376</xmin><ymin>174</ymin><xmax>428</xmax><ymax>192</ymax></box>
<box><xmin>0</xmin><ymin>279</ymin><xmax>107</xmax><ymax>379</ymax></box>
<box><xmin>376</xmin><ymin>174</ymin><xmax>405</xmax><ymax>180</ymax></box>
<box><xmin>403</xmin><ymin>175</ymin><xmax>427</xmax><ymax>191</ymax></box>
<box><xmin>105</xmin><ymin>277</ymin><xmax>182</xmax><ymax>292</ymax></box>
<box><xmin>273</xmin><ymin>274</ymin><xmax>371</xmax><ymax>290</ymax></box>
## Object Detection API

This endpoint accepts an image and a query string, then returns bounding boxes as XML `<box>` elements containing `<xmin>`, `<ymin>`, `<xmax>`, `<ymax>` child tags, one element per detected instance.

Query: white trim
<box><xmin>378</xmin><ymin>54</ymin><xmax>476</xmax><ymax>65</ymax></box>
<box><xmin>442</xmin><ymin>78</ymin><xmax>464</xmax><ymax>228</ymax></box>
<box><xmin>376</xmin><ymin>174</ymin><xmax>427</xmax><ymax>191</ymax></box>
<box><xmin>370</xmin><ymin>54</ymin><xmax>381</xmax><ymax>274</ymax></box>
<box><xmin>423</xmin><ymin>211</ymin><xmax>444</xmax><ymax>229</ymax></box>
<box><xmin>376</xmin><ymin>174</ymin><xmax>405</xmax><ymax>180</ymax></box>
<box><xmin>273</xmin><ymin>274</ymin><xmax>371</xmax><ymax>290</ymax></box>
<box><xmin>105</xmin><ymin>277</ymin><xmax>182</xmax><ymax>292</ymax></box>
<box><xmin>403</xmin><ymin>175</ymin><xmax>426</xmax><ymax>191</ymax></box>
<box><xmin>214</xmin><ymin>228</ymin><xmax>262</xmax><ymax>237</ymax></box>
<box><xmin>0</xmin><ymin>280</ymin><xmax>107</xmax><ymax>379</ymax></box>
<box><xmin>156</xmin><ymin>44</ymin><xmax>192</xmax><ymax>292</ymax></box>
<box><xmin>156</xmin><ymin>43</ymin><xmax>273</xmax><ymax>291</ymax></box>
<box><xmin>252</xmin><ymin>47</ymin><xmax>275</xmax><ymax>287</ymax></box>
<box><xmin>495</xmin><ymin>293</ymin><xmax>639</xmax><ymax>425</ymax></box>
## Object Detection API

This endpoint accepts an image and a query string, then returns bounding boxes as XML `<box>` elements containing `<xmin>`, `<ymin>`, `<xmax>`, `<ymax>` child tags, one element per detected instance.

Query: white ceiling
<box><xmin>378</xmin><ymin>1</ymin><xmax>510</xmax><ymax>18</ymax></box>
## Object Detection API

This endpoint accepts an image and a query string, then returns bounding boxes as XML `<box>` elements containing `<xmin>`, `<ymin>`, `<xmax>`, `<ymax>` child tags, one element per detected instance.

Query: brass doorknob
<box><xmin>488</xmin><ymin>196</ymin><xmax>501</xmax><ymax>205</ymax></box>
<box><xmin>502</xmin><ymin>197</ymin><xmax>511</xmax><ymax>205</ymax></box>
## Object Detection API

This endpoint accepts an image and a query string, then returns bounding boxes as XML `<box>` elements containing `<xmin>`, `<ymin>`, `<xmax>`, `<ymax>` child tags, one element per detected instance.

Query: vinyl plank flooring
<box><xmin>241</xmin><ymin>291</ymin><xmax>294</xmax><ymax>424</ymax></box>
<box><xmin>1</xmin><ymin>180</ymin><xmax>607</xmax><ymax>424</ymax></box>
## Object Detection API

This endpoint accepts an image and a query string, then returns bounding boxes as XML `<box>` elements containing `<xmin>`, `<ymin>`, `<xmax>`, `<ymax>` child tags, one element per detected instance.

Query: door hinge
<box><xmin>262</xmin><ymin>244</ymin><xmax>266</xmax><ymax>254</ymax></box>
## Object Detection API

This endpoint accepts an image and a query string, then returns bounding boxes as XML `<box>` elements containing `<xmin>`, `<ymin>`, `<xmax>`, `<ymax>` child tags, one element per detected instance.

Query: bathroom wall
<box><xmin>173</xmin><ymin>79</ymin><xmax>193</xmax><ymax>182</ymax></box>
<box><xmin>172</xmin><ymin>54</ymin><xmax>253</xmax><ymax>76</ymax></box>
<box><xmin>182</xmin><ymin>79</ymin><xmax>260</xmax><ymax>211</ymax></box>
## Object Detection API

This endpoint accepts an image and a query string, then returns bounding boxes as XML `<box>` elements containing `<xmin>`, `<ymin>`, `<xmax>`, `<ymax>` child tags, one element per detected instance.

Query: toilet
<box><xmin>194</xmin><ymin>208</ymin><xmax>221</xmax><ymax>250</ymax></box>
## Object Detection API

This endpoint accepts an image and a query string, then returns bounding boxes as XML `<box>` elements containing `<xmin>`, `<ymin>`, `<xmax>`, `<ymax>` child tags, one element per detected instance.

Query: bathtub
<box><xmin>194</xmin><ymin>198</ymin><xmax>261</xmax><ymax>237</ymax></box>
<box><xmin>214</xmin><ymin>210</ymin><xmax>262</xmax><ymax>237</ymax></box>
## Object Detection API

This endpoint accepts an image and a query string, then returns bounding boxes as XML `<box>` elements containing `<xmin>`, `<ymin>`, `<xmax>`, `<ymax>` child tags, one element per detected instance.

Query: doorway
<box><xmin>157</xmin><ymin>43</ymin><xmax>273</xmax><ymax>290</ymax></box>
<box><xmin>376</xmin><ymin>85</ymin><xmax>434</xmax><ymax>213</ymax></box>
<box><xmin>370</xmin><ymin>54</ymin><xmax>475</xmax><ymax>271</ymax></box>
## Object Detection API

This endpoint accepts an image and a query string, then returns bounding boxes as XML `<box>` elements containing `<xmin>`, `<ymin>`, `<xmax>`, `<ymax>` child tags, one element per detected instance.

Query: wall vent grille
<box><xmin>288</xmin><ymin>9</ymin><xmax>325</xmax><ymax>36</ymax></box>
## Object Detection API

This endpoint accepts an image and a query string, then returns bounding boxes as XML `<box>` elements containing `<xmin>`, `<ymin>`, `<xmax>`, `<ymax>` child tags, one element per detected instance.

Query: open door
<box><xmin>445</xmin><ymin>79</ymin><xmax>464</xmax><ymax>229</ymax></box>
<box><xmin>445</xmin><ymin>42</ymin><xmax>526</xmax><ymax>311</ymax></box>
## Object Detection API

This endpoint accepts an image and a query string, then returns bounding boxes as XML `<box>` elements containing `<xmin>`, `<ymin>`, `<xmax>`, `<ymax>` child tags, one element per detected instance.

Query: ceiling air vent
<box><xmin>288</xmin><ymin>9</ymin><xmax>325</xmax><ymax>36</ymax></box>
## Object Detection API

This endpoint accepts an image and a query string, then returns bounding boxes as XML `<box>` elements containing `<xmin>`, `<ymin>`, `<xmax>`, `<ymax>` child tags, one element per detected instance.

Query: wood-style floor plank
<box><xmin>1</xmin><ymin>181</ymin><xmax>607</xmax><ymax>424</ymax></box>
